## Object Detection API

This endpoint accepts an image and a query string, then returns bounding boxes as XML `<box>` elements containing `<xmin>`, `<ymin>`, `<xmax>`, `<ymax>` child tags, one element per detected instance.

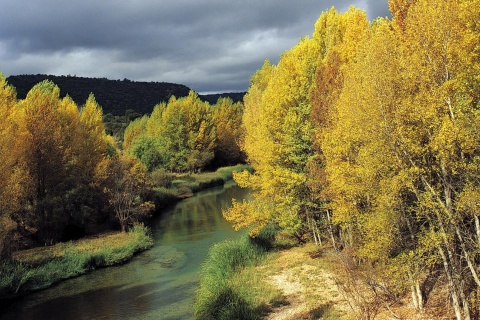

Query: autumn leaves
<box><xmin>0</xmin><ymin>79</ymin><xmax>151</xmax><ymax>251</ymax></box>
<box><xmin>228</xmin><ymin>2</ymin><xmax>480</xmax><ymax>318</ymax></box>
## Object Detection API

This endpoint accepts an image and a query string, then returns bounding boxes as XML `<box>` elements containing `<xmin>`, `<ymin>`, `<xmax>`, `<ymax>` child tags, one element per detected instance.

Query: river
<box><xmin>1</xmin><ymin>181</ymin><xmax>250</xmax><ymax>320</ymax></box>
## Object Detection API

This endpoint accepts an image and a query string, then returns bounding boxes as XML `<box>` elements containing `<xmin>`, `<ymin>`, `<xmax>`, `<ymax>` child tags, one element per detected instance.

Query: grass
<box><xmin>0</xmin><ymin>224</ymin><xmax>153</xmax><ymax>299</ymax></box>
<box><xmin>195</xmin><ymin>223</ymin><xmax>354</xmax><ymax>320</ymax></box>
<box><xmin>194</xmin><ymin>226</ymin><xmax>285</xmax><ymax>320</ymax></box>
<box><xmin>251</xmin><ymin>243</ymin><xmax>353</xmax><ymax>320</ymax></box>
<box><xmin>153</xmin><ymin>164</ymin><xmax>253</xmax><ymax>208</ymax></box>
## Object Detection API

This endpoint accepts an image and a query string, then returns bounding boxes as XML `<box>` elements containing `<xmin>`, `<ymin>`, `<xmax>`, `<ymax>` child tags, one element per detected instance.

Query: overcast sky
<box><xmin>0</xmin><ymin>1</ymin><xmax>390</xmax><ymax>94</ymax></box>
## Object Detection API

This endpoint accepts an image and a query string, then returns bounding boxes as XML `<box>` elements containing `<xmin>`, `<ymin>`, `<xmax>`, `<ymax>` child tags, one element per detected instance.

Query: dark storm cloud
<box><xmin>365</xmin><ymin>0</ymin><xmax>391</xmax><ymax>19</ymax></box>
<box><xmin>0</xmin><ymin>0</ymin><xmax>390</xmax><ymax>93</ymax></box>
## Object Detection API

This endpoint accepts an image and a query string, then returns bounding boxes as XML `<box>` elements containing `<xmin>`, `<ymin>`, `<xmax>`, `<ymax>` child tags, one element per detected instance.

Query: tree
<box><xmin>225</xmin><ymin>31</ymin><xmax>320</xmax><ymax>237</ymax></box>
<box><xmin>96</xmin><ymin>155</ymin><xmax>154</xmax><ymax>232</ymax></box>
<box><xmin>322</xmin><ymin>1</ymin><xmax>480</xmax><ymax>317</ymax></box>
<box><xmin>18</xmin><ymin>81</ymin><xmax>69</xmax><ymax>240</ymax></box>
<box><xmin>0</xmin><ymin>73</ymin><xmax>22</xmax><ymax>256</ymax></box>
<box><xmin>125</xmin><ymin>91</ymin><xmax>216</xmax><ymax>172</ymax></box>
<box><xmin>77</xmin><ymin>93</ymin><xmax>108</xmax><ymax>181</ymax></box>
<box><xmin>212</xmin><ymin>97</ymin><xmax>245</xmax><ymax>166</ymax></box>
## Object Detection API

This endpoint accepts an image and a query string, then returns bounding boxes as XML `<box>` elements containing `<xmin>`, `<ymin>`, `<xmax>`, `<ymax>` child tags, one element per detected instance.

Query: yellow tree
<box><xmin>77</xmin><ymin>93</ymin><xmax>108</xmax><ymax>181</ymax></box>
<box><xmin>123</xmin><ymin>115</ymin><xmax>148</xmax><ymax>152</ymax></box>
<box><xmin>395</xmin><ymin>1</ymin><xmax>480</xmax><ymax>317</ymax></box>
<box><xmin>19</xmin><ymin>80</ymin><xmax>68</xmax><ymax>239</ymax></box>
<box><xmin>0</xmin><ymin>74</ymin><xmax>22</xmax><ymax>256</ymax></box>
<box><xmin>308</xmin><ymin>7</ymin><xmax>369</xmax><ymax>247</ymax></box>
<box><xmin>322</xmin><ymin>17</ymin><xmax>427</xmax><ymax>308</ymax></box>
<box><xmin>225</xmin><ymin>32</ymin><xmax>320</xmax><ymax>237</ymax></box>
<box><xmin>324</xmin><ymin>1</ymin><xmax>480</xmax><ymax>316</ymax></box>
<box><xmin>212</xmin><ymin>97</ymin><xmax>245</xmax><ymax>166</ymax></box>
<box><xmin>96</xmin><ymin>155</ymin><xmax>154</xmax><ymax>232</ymax></box>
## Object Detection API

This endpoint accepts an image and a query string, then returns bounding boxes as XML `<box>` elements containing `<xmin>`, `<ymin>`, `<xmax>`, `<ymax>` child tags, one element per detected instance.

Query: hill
<box><xmin>7</xmin><ymin>74</ymin><xmax>245</xmax><ymax>116</ymax></box>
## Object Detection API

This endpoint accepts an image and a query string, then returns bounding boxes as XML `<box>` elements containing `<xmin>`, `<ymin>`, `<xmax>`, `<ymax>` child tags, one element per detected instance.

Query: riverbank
<box><xmin>198</xmin><ymin>238</ymin><xmax>456</xmax><ymax>320</ymax></box>
<box><xmin>152</xmin><ymin>164</ymin><xmax>252</xmax><ymax>208</ymax></box>
<box><xmin>195</xmin><ymin>231</ymin><xmax>353</xmax><ymax>320</ymax></box>
<box><xmin>0</xmin><ymin>164</ymin><xmax>251</xmax><ymax>303</ymax></box>
<box><xmin>0</xmin><ymin>224</ymin><xmax>153</xmax><ymax>301</ymax></box>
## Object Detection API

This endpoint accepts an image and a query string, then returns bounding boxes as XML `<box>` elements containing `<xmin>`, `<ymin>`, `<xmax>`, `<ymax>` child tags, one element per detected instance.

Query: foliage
<box><xmin>0</xmin><ymin>76</ymin><xmax>157</xmax><ymax>254</ymax></box>
<box><xmin>212</xmin><ymin>97</ymin><xmax>245</xmax><ymax>166</ymax></box>
<box><xmin>230</xmin><ymin>2</ymin><xmax>480</xmax><ymax>318</ymax></box>
<box><xmin>227</xmin><ymin>7</ymin><xmax>368</xmax><ymax>240</ymax></box>
<box><xmin>95</xmin><ymin>155</ymin><xmax>154</xmax><ymax>232</ymax></box>
<box><xmin>124</xmin><ymin>91</ymin><xmax>217</xmax><ymax>172</ymax></box>
<box><xmin>0</xmin><ymin>79</ymin><xmax>114</xmax><ymax>246</ymax></box>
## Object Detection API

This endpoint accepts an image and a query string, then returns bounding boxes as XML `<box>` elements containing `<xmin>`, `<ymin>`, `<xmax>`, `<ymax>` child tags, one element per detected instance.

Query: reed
<box><xmin>194</xmin><ymin>226</ymin><xmax>281</xmax><ymax>320</ymax></box>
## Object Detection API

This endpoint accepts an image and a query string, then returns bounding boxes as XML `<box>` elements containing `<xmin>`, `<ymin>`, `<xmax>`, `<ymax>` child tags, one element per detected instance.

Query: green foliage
<box><xmin>124</xmin><ymin>91</ymin><xmax>217</xmax><ymax>172</ymax></box>
<box><xmin>130</xmin><ymin>136</ymin><xmax>163</xmax><ymax>171</ymax></box>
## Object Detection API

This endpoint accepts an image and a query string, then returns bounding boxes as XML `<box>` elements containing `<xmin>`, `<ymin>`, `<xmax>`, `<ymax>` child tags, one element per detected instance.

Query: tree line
<box><xmin>124</xmin><ymin>91</ymin><xmax>245</xmax><ymax>172</ymax></box>
<box><xmin>224</xmin><ymin>1</ymin><xmax>480</xmax><ymax>318</ymax></box>
<box><xmin>0</xmin><ymin>77</ymin><xmax>245</xmax><ymax>258</ymax></box>
<box><xmin>7</xmin><ymin>74</ymin><xmax>191</xmax><ymax>116</ymax></box>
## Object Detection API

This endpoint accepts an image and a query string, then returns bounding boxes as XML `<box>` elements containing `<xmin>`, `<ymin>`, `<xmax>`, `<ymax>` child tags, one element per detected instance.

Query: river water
<box><xmin>1</xmin><ymin>181</ymin><xmax>249</xmax><ymax>320</ymax></box>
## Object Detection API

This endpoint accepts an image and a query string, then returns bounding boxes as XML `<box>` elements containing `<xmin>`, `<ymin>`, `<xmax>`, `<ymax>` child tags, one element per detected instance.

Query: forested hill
<box><xmin>7</xmin><ymin>74</ymin><xmax>245</xmax><ymax>115</ymax></box>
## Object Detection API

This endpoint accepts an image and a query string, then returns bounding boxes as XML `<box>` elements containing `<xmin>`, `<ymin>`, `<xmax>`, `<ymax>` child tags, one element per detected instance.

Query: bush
<box><xmin>250</xmin><ymin>223</ymin><xmax>280</xmax><ymax>250</ymax></box>
<box><xmin>151</xmin><ymin>169</ymin><xmax>173</xmax><ymax>188</ymax></box>
<box><xmin>153</xmin><ymin>187</ymin><xmax>180</xmax><ymax>207</ymax></box>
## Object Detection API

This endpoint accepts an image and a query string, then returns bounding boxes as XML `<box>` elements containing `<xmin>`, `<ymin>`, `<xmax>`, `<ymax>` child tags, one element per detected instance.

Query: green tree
<box><xmin>125</xmin><ymin>91</ymin><xmax>216</xmax><ymax>172</ymax></box>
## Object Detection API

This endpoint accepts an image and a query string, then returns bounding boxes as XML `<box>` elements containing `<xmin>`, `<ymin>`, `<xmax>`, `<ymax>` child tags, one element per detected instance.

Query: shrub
<box><xmin>151</xmin><ymin>169</ymin><xmax>173</xmax><ymax>188</ymax></box>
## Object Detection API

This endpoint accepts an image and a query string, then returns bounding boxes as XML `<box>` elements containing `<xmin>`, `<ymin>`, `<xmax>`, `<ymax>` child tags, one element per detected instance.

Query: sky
<box><xmin>0</xmin><ymin>1</ymin><xmax>390</xmax><ymax>94</ymax></box>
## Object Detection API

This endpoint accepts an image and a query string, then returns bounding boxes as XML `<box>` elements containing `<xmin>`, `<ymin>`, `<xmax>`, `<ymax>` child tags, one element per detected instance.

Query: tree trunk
<box><xmin>326</xmin><ymin>209</ymin><xmax>337</xmax><ymax>250</ymax></box>
<box><xmin>408</xmin><ymin>271</ymin><xmax>424</xmax><ymax>311</ymax></box>
<box><xmin>438</xmin><ymin>245</ymin><xmax>465</xmax><ymax>320</ymax></box>
<box><xmin>474</xmin><ymin>215</ymin><xmax>480</xmax><ymax>247</ymax></box>
<box><xmin>455</xmin><ymin>225</ymin><xmax>480</xmax><ymax>287</ymax></box>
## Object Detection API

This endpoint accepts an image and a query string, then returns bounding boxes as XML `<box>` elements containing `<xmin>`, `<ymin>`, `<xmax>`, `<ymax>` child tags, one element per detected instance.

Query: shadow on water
<box><xmin>1</xmin><ymin>182</ymin><xmax>250</xmax><ymax>320</ymax></box>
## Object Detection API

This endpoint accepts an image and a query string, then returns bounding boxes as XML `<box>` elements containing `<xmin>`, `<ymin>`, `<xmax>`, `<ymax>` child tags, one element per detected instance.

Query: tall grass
<box><xmin>215</xmin><ymin>164</ymin><xmax>253</xmax><ymax>181</ymax></box>
<box><xmin>194</xmin><ymin>226</ymin><xmax>282</xmax><ymax>320</ymax></box>
<box><xmin>0</xmin><ymin>224</ymin><xmax>153</xmax><ymax>299</ymax></box>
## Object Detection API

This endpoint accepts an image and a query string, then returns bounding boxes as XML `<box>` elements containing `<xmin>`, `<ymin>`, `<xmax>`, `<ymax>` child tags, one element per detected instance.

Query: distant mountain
<box><xmin>7</xmin><ymin>74</ymin><xmax>245</xmax><ymax>116</ymax></box>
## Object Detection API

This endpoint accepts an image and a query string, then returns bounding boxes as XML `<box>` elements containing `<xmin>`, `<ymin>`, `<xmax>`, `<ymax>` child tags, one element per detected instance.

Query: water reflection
<box><xmin>1</xmin><ymin>181</ymin><xmax>250</xmax><ymax>320</ymax></box>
